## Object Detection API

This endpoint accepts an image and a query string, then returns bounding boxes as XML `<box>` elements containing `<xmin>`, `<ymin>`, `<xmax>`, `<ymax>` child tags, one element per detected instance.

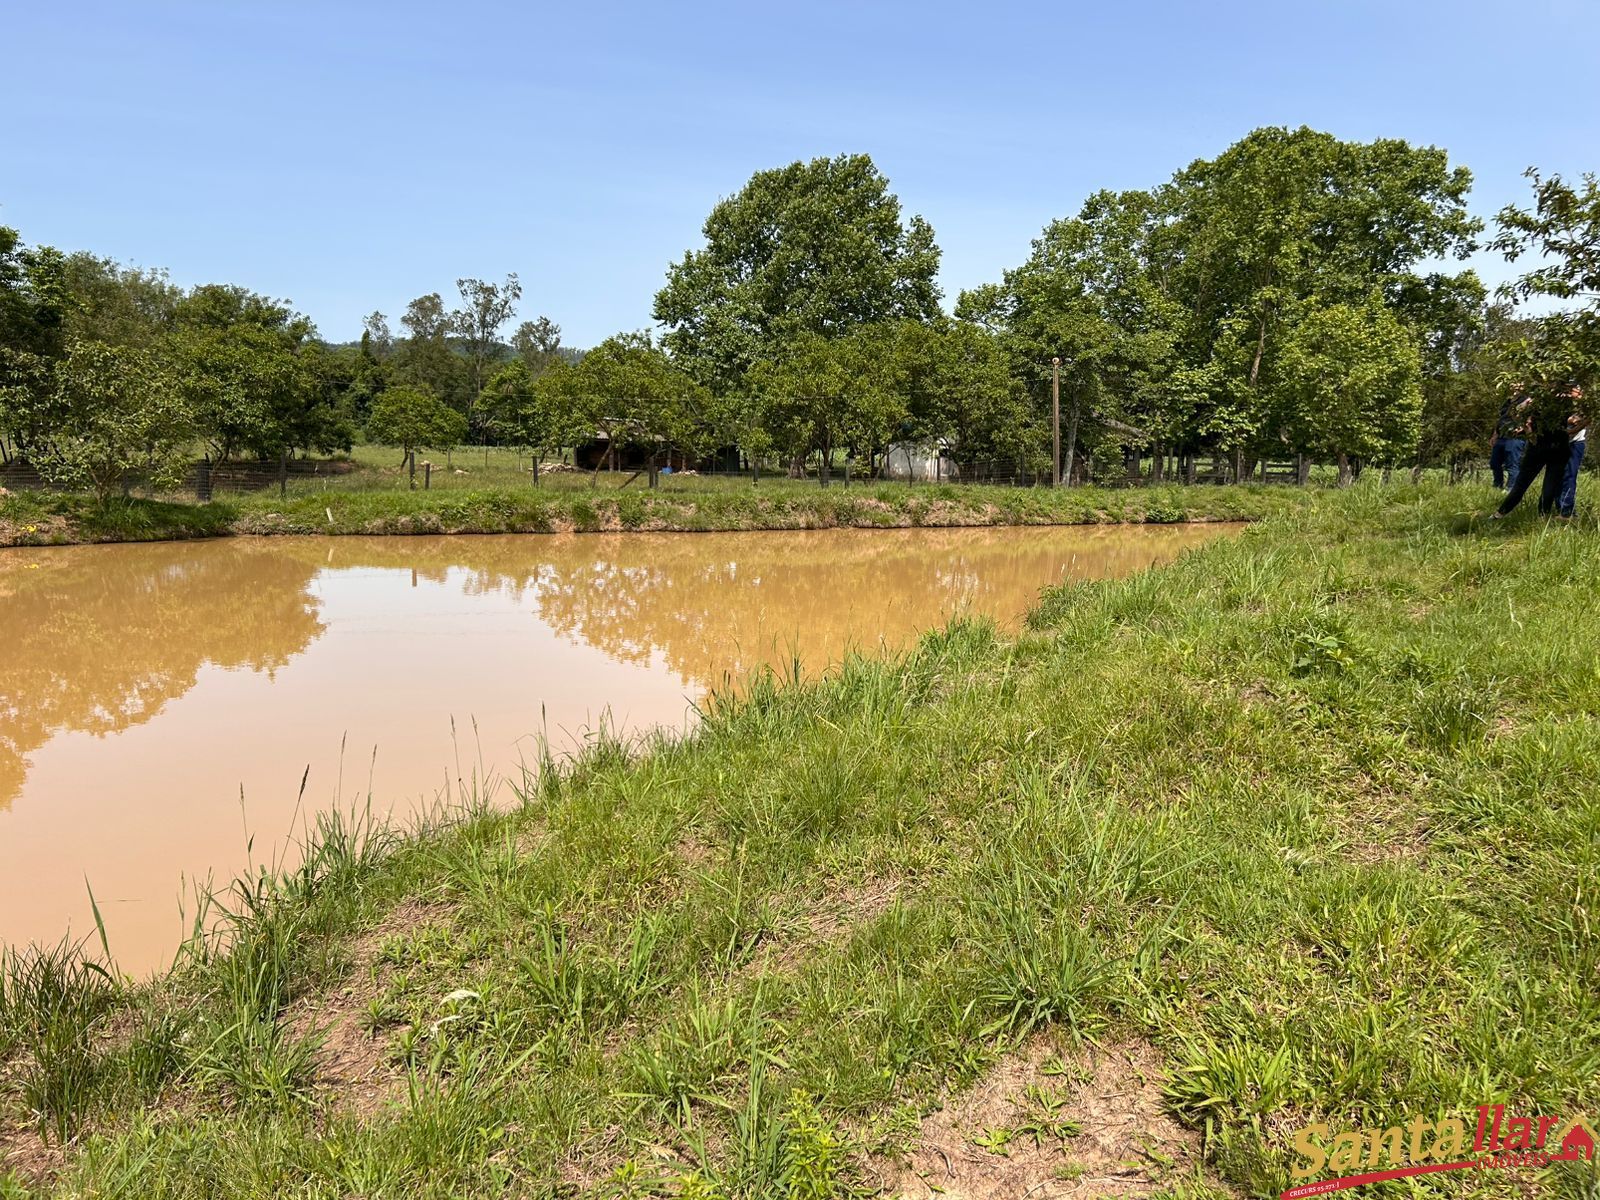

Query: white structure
<box><xmin>883</xmin><ymin>441</ymin><xmax>957</xmax><ymax>482</ymax></box>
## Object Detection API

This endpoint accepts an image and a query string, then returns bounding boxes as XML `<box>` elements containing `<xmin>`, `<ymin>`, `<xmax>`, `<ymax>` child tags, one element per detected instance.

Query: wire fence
<box><xmin>0</xmin><ymin>445</ymin><xmax>1565</xmax><ymax>502</ymax></box>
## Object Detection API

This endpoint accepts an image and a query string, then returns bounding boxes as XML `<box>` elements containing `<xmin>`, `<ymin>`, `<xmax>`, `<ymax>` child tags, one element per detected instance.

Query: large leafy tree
<box><xmin>1274</xmin><ymin>294</ymin><xmax>1423</xmax><ymax>482</ymax></box>
<box><xmin>171</xmin><ymin>285</ymin><xmax>350</xmax><ymax>463</ymax></box>
<box><xmin>397</xmin><ymin>292</ymin><xmax>467</xmax><ymax>412</ymax></box>
<box><xmin>750</xmin><ymin>327</ymin><xmax>906</xmax><ymax>485</ymax></box>
<box><xmin>916</xmin><ymin>321</ymin><xmax>1033</xmax><ymax>469</ymax></box>
<box><xmin>959</xmin><ymin>188</ymin><xmax>1186</xmax><ymax>481</ymax></box>
<box><xmin>510</xmin><ymin>316</ymin><xmax>564</xmax><ymax>374</ymax></box>
<box><xmin>58</xmin><ymin>253</ymin><xmax>181</xmax><ymax>347</ymax></box>
<box><xmin>1166</xmin><ymin>127</ymin><xmax>1478</xmax><ymax>469</ymax></box>
<box><xmin>31</xmin><ymin>340</ymin><xmax>192</xmax><ymax>502</ymax></box>
<box><xmin>654</xmin><ymin>154</ymin><xmax>942</xmax><ymax>392</ymax></box>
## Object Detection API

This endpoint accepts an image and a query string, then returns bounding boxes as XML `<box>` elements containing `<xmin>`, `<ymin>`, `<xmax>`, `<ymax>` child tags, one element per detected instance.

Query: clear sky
<box><xmin>5</xmin><ymin>0</ymin><xmax>1596</xmax><ymax>348</ymax></box>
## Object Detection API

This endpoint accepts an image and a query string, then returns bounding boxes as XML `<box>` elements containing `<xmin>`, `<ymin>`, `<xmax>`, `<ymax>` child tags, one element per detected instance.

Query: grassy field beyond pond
<box><xmin>0</xmin><ymin>474</ymin><xmax>1302</xmax><ymax>547</ymax></box>
<box><xmin>1</xmin><ymin>482</ymin><xmax>1597</xmax><ymax>1199</ymax></box>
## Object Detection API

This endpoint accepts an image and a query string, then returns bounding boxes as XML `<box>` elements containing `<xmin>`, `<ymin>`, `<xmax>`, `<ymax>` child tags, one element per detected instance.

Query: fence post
<box><xmin>423</xmin><ymin>461</ymin><xmax>432</xmax><ymax>490</ymax></box>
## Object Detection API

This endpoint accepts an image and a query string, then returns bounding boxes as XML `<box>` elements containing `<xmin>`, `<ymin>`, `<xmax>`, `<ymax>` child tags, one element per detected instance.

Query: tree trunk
<box><xmin>531</xmin><ymin>453</ymin><xmax>540</xmax><ymax>487</ymax></box>
<box><xmin>1063</xmin><ymin>397</ymin><xmax>1082</xmax><ymax>488</ymax></box>
<box><xmin>279</xmin><ymin>448</ymin><xmax>288</xmax><ymax>499</ymax></box>
<box><xmin>408</xmin><ymin>450</ymin><xmax>416</xmax><ymax>490</ymax></box>
<box><xmin>648</xmin><ymin>450</ymin><xmax>659</xmax><ymax>489</ymax></box>
<box><xmin>1231</xmin><ymin>446</ymin><xmax>1244</xmax><ymax>484</ymax></box>
<box><xmin>1337</xmin><ymin>453</ymin><xmax>1353</xmax><ymax>487</ymax></box>
<box><xmin>819</xmin><ymin>440</ymin><xmax>831</xmax><ymax>488</ymax></box>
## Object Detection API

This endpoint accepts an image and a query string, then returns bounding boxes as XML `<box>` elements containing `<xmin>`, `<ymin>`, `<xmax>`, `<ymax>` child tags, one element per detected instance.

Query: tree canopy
<box><xmin>3</xmin><ymin>127</ymin><xmax>1595</xmax><ymax>494</ymax></box>
<box><xmin>654</xmin><ymin>154</ymin><xmax>942</xmax><ymax>392</ymax></box>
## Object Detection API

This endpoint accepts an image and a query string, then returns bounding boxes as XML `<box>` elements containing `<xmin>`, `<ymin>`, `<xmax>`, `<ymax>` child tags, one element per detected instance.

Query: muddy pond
<box><xmin>0</xmin><ymin>523</ymin><xmax>1229</xmax><ymax>972</ymax></box>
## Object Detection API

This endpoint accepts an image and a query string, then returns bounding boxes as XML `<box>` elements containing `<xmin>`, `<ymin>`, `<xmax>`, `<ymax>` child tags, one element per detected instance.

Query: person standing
<box><xmin>1490</xmin><ymin>391</ymin><xmax>1530</xmax><ymax>489</ymax></box>
<box><xmin>1557</xmin><ymin>399</ymin><xmax>1588</xmax><ymax>519</ymax></box>
<box><xmin>1494</xmin><ymin>383</ymin><xmax>1583</xmax><ymax>519</ymax></box>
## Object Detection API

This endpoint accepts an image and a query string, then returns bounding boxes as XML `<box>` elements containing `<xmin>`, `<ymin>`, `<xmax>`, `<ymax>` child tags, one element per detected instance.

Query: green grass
<box><xmin>2</xmin><ymin>481</ymin><xmax>1598</xmax><ymax>1198</ymax></box>
<box><xmin>0</xmin><ymin>469</ymin><xmax>1303</xmax><ymax>547</ymax></box>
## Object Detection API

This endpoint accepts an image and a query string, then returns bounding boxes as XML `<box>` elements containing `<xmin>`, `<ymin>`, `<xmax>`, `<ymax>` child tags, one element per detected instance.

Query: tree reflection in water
<box><xmin>0</xmin><ymin>542</ymin><xmax>325</xmax><ymax>810</ymax></box>
<box><xmin>0</xmin><ymin>523</ymin><xmax>1226</xmax><ymax>971</ymax></box>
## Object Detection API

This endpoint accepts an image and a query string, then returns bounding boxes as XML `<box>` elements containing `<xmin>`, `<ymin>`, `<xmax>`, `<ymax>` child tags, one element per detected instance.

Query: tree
<box><xmin>397</xmin><ymin>292</ymin><xmax>466</xmax><ymax>411</ymax></box>
<box><xmin>59</xmin><ymin>253</ymin><xmax>181</xmax><ymax>348</ymax></box>
<box><xmin>1275</xmin><ymin>295</ymin><xmax>1423</xmax><ymax>484</ymax></box>
<box><xmin>170</xmin><ymin>285</ymin><xmax>349</xmax><ymax>465</ymax></box>
<box><xmin>959</xmin><ymin>188</ymin><xmax>1185</xmax><ymax>482</ymax></box>
<box><xmin>751</xmin><ymin>327</ymin><xmax>905</xmax><ymax>485</ymax></box>
<box><xmin>554</xmin><ymin>333</ymin><xmax>711</xmax><ymax>487</ymax></box>
<box><xmin>654</xmin><ymin>154</ymin><xmax>942</xmax><ymax>392</ymax></box>
<box><xmin>366</xmin><ymin>385</ymin><xmax>467</xmax><ymax>487</ymax></box>
<box><xmin>961</xmin><ymin>128</ymin><xmax>1482</xmax><ymax>482</ymax></box>
<box><xmin>1165</xmin><ymin>127</ymin><xmax>1478</xmax><ymax>474</ymax></box>
<box><xmin>1494</xmin><ymin>170</ymin><xmax>1600</xmax><ymax>380</ymax></box>
<box><xmin>903</xmin><ymin>320</ymin><xmax>1032</xmax><ymax>471</ymax></box>
<box><xmin>0</xmin><ymin>229</ymin><xmax>70</xmax><ymax>461</ymax></box>
<box><xmin>452</xmin><ymin>275</ymin><xmax>522</xmax><ymax>441</ymax></box>
<box><xmin>511</xmin><ymin>316</ymin><xmax>563</xmax><ymax>374</ymax></box>
<box><xmin>361</xmin><ymin>311</ymin><xmax>394</xmax><ymax>359</ymax></box>
<box><xmin>483</xmin><ymin>358</ymin><xmax>574</xmax><ymax>485</ymax></box>
<box><xmin>30</xmin><ymin>341</ymin><xmax>192</xmax><ymax>502</ymax></box>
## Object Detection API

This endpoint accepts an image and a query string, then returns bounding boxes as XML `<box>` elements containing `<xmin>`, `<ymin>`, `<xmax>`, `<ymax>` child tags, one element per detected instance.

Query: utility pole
<box><xmin>1051</xmin><ymin>357</ymin><xmax>1061</xmax><ymax>487</ymax></box>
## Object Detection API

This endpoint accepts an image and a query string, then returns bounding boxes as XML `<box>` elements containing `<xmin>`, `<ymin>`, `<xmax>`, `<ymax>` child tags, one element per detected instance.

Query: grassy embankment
<box><xmin>2</xmin><ymin>482</ymin><xmax>1598</xmax><ymax>1199</ymax></box>
<box><xmin>0</xmin><ymin>475</ymin><xmax>1301</xmax><ymax>548</ymax></box>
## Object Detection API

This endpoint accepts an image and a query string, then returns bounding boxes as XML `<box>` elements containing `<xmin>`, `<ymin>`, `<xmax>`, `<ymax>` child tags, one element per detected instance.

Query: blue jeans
<box><xmin>1491</xmin><ymin>437</ymin><xmax>1526</xmax><ymax>489</ymax></box>
<box><xmin>1558</xmin><ymin>438</ymin><xmax>1586</xmax><ymax>517</ymax></box>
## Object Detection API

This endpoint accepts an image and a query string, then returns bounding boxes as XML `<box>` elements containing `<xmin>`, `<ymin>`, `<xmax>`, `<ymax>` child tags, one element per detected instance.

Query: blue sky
<box><xmin>5</xmin><ymin>0</ymin><xmax>1596</xmax><ymax>347</ymax></box>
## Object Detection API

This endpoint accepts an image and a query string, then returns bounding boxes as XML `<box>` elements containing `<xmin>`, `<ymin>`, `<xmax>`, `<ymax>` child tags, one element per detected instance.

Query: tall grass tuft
<box><xmin>1</xmin><ymin>939</ymin><xmax>117</xmax><ymax>1142</ymax></box>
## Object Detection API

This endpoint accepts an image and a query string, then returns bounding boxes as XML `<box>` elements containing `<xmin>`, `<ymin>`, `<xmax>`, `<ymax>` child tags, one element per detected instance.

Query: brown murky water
<box><xmin>0</xmin><ymin>524</ymin><xmax>1228</xmax><ymax>972</ymax></box>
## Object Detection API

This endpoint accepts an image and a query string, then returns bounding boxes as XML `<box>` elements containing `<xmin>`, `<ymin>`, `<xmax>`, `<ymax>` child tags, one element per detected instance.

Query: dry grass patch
<box><xmin>883</xmin><ymin>1038</ymin><xmax>1218</xmax><ymax>1200</ymax></box>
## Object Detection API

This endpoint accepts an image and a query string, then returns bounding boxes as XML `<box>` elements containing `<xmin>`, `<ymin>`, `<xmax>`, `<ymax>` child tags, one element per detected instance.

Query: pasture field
<box><xmin>0</xmin><ymin>455</ymin><xmax>1309</xmax><ymax>547</ymax></box>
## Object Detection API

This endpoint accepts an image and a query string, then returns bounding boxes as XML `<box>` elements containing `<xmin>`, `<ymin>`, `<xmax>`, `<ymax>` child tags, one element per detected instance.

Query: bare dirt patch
<box><xmin>282</xmin><ymin>899</ymin><xmax>457</xmax><ymax>1118</ymax></box>
<box><xmin>883</xmin><ymin>1037</ymin><xmax>1218</xmax><ymax>1200</ymax></box>
<box><xmin>0</xmin><ymin>1119</ymin><xmax>66</xmax><ymax>1186</ymax></box>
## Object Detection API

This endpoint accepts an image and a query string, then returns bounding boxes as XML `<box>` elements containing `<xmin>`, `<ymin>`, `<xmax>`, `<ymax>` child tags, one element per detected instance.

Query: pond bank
<box><xmin>0</xmin><ymin>482</ymin><xmax>1305</xmax><ymax>547</ymax></box>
